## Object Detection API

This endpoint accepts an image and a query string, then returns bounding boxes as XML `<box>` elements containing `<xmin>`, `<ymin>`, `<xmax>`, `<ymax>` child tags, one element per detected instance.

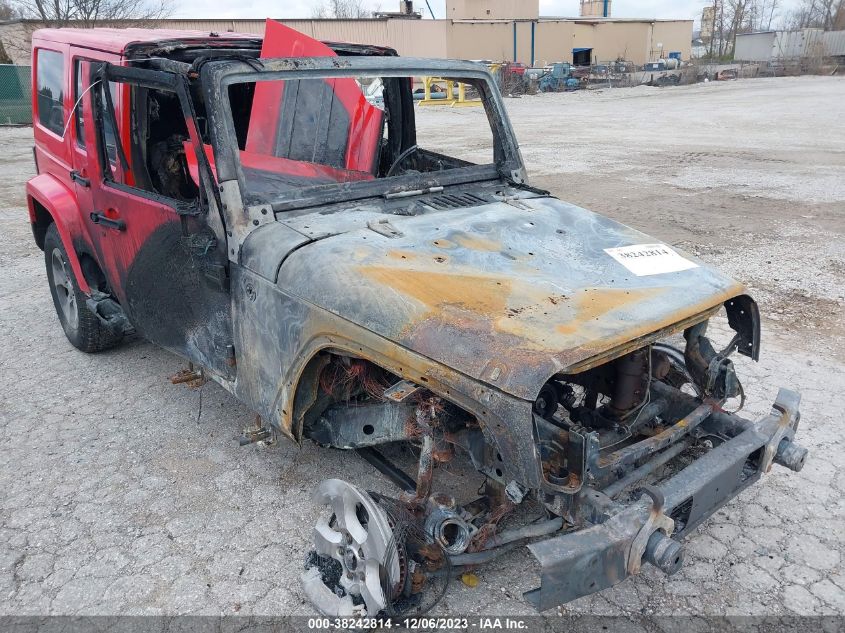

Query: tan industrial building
<box><xmin>0</xmin><ymin>0</ymin><xmax>692</xmax><ymax>67</ymax></box>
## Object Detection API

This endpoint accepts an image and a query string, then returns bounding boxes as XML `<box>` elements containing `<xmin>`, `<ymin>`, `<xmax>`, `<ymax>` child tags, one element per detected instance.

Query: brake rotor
<box><xmin>301</xmin><ymin>479</ymin><xmax>402</xmax><ymax>617</ymax></box>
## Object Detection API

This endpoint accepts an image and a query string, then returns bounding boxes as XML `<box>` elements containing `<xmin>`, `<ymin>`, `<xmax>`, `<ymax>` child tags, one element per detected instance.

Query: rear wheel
<box><xmin>44</xmin><ymin>223</ymin><xmax>122</xmax><ymax>353</ymax></box>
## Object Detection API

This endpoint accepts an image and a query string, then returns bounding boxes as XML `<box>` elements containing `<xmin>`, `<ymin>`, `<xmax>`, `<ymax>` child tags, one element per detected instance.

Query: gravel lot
<box><xmin>1</xmin><ymin>76</ymin><xmax>843</xmax><ymax>619</ymax></box>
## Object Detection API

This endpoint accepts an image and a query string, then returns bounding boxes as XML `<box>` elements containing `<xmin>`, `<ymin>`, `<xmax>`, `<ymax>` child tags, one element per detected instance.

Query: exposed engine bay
<box><xmin>297</xmin><ymin>309</ymin><xmax>807</xmax><ymax>616</ymax></box>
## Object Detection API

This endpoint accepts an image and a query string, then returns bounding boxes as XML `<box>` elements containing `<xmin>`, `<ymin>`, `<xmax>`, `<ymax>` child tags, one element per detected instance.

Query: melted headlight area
<box><xmin>533</xmin><ymin>314</ymin><xmax>753</xmax><ymax>516</ymax></box>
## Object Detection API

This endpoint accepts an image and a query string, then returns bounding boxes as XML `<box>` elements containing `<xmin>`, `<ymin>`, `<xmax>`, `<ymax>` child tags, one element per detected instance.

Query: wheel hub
<box><xmin>343</xmin><ymin>547</ymin><xmax>359</xmax><ymax>571</ymax></box>
<box><xmin>50</xmin><ymin>248</ymin><xmax>78</xmax><ymax>330</ymax></box>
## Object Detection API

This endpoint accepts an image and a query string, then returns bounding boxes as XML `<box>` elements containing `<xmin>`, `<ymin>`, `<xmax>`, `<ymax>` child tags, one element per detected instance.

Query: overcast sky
<box><xmin>172</xmin><ymin>0</ymin><xmax>799</xmax><ymax>27</ymax></box>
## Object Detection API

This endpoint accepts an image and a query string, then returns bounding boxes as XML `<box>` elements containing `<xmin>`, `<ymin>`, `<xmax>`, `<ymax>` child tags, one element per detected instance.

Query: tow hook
<box><xmin>627</xmin><ymin>485</ymin><xmax>684</xmax><ymax>576</ymax></box>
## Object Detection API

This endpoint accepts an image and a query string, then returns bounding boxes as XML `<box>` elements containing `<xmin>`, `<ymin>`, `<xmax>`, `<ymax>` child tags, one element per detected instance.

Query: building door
<box><xmin>573</xmin><ymin>47</ymin><xmax>593</xmax><ymax>66</ymax></box>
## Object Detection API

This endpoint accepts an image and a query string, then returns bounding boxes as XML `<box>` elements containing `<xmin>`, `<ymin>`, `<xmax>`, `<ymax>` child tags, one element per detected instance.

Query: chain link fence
<box><xmin>0</xmin><ymin>65</ymin><xmax>32</xmax><ymax>125</ymax></box>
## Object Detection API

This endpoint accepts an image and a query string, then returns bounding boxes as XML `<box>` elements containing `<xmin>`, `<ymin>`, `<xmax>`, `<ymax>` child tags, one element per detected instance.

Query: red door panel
<box><xmin>77</xmin><ymin>65</ymin><xmax>173</xmax><ymax>304</ymax></box>
<box><xmin>69</xmin><ymin>55</ymin><xmax>121</xmax><ymax>275</ymax></box>
<box><xmin>86</xmin><ymin>187</ymin><xmax>176</xmax><ymax>305</ymax></box>
<box><xmin>79</xmin><ymin>71</ymin><xmax>234</xmax><ymax>379</ymax></box>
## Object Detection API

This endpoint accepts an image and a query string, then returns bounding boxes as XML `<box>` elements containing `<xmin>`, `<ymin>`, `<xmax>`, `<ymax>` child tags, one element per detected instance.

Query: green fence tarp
<box><xmin>0</xmin><ymin>65</ymin><xmax>32</xmax><ymax>125</ymax></box>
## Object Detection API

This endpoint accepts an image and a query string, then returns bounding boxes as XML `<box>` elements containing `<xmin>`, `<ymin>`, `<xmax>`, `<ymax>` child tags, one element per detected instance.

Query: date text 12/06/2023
<box><xmin>307</xmin><ymin>616</ymin><xmax>530</xmax><ymax>630</ymax></box>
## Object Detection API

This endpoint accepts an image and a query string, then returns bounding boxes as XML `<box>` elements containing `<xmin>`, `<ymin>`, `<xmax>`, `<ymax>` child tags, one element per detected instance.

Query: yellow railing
<box><xmin>417</xmin><ymin>77</ymin><xmax>482</xmax><ymax>107</ymax></box>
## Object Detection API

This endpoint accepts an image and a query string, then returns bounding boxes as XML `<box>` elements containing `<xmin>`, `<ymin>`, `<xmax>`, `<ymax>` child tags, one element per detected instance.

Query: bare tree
<box><xmin>727</xmin><ymin>0</ymin><xmax>750</xmax><ymax>54</ymax></box>
<box><xmin>705</xmin><ymin>0</ymin><xmax>723</xmax><ymax>57</ymax></box>
<box><xmin>0</xmin><ymin>0</ymin><xmax>19</xmax><ymax>19</ymax></box>
<box><xmin>11</xmin><ymin>0</ymin><xmax>173</xmax><ymax>28</ymax></box>
<box><xmin>0</xmin><ymin>0</ymin><xmax>15</xmax><ymax>63</ymax></box>
<box><xmin>785</xmin><ymin>0</ymin><xmax>844</xmax><ymax>29</ymax></box>
<box><xmin>747</xmin><ymin>0</ymin><xmax>780</xmax><ymax>29</ymax></box>
<box><xmin>703</xmin><ymin>0</ymin><xmax>778</xmax><ymax>59</ymax></box>
<box><xmin>312</xmin><ymin>0</ymin><xmax>373</xmax><ymax>19</ymax></box>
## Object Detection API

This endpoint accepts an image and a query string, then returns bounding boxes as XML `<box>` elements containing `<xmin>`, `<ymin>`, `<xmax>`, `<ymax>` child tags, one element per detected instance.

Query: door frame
<box><xmin>80</xmin><ymin>62</ymin><xmax>235</xmax><ymax>379</ymax></box>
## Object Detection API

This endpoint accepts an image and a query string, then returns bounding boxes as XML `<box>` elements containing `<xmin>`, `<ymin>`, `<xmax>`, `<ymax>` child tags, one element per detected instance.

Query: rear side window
<box><xmin>74</xmin><ymin>60</ymin><xmax>86</xmax><ymax>147</ymax></box>
<box><xmin>75</xmin><ymin>60</ymin><xmax>118</xmax><ymax>158</ymax></box>
<box><xmin>100</xmin><ymin>82</ymin><xmax>119</xmax><ymax>162</ymax></box>
<box><xmin>36</xmin><ymin>49</ymin><xmax>65</xmax><ymax>136</ymax></box>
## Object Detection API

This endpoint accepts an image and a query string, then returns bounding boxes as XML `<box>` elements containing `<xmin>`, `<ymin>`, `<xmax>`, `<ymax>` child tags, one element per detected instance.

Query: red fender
<box><xmin>26</xmin><ymin>173</ymin><xmax>93</xmax><ymax>294</ymax></box>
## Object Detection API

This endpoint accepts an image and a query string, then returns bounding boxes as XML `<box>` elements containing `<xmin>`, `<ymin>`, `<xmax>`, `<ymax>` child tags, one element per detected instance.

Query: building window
<box><xmin>36</xmin><ymin>49</ymin><xmax>65</xmax><ymax>136</ymax></box>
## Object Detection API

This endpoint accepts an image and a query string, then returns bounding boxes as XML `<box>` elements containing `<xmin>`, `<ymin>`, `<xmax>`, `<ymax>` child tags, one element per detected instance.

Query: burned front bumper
<box><xmin>524</xmin><ymin>388</ymin><xmax>807</xmax><ymax>611</ymax></box>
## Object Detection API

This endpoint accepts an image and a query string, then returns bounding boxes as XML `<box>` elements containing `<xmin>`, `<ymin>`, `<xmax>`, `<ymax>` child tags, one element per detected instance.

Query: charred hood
<box><xmin>275</xmin><ymin>197</ymin><xmax>746</xmax><ymax>400</ymax></box>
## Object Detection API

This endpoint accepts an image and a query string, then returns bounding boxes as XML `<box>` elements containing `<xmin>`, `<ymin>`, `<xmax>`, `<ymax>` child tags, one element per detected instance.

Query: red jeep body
<box><xmin>25</xmin><ymin>23</ymin><xmax>807</xmax><ymax>618</ymax></box>
<box><xmin>29</xmin><ymin>29</ymin><xmax>255</xmax><ymax>294</ymax></box>
<box><xmin>28</xmin><ymin>23</ymin><xmax>391</xmax><ymax>365</ymax></box>
<box><xmin>28</xmin><ymin>25</ymin><xmax>387</xmax><ymax>307</ymax></box>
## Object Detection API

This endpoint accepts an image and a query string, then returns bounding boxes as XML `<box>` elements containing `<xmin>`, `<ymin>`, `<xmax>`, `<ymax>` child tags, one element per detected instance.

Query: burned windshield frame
<box><xmin>200</xmin><ymin>57</ymin><xmax>526</xmax><ymax>212</ymax></box>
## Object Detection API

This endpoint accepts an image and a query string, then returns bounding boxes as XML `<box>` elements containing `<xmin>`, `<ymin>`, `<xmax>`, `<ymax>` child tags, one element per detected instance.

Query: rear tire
<box><xmin>44</xmin><ymin>223</ymin><xmax>122</xmax><ymax>353</ymax></box>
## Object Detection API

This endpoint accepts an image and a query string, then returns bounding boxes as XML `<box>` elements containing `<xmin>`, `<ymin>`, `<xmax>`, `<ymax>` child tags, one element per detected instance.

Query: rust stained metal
<box><xmin>398</xmin><ymin>400</ymin><xmax>439</xmax><ymax>506</ymax></box>
<box><xmin>523</xmin><ymin>386</ymin><xmax>805</xmax><ymax>610</ymax></box>
<box><xmin>384</xmin><ymin>379</ymin><xmax>423</xmax><ymax>402</ymax></box>
<box><xmin>431</xmin><ymin>232</ymin><xmax>503</xmax><ymax>252</ymax></box>
<box><xmin>169</xmin><ymin>366</ymin><xmax>207</xmax><ymax>388</ymax></box>
<box><xmin>554</xmin><ymin>288</ymin><xmax>667</xmax><ymax>336</ymax></box>
<box><xmin>598</xmin><ymin>403</ymin><xmax>714</xmax><ymax>469</ymax></box>
<box><xmin>626</xmin><ymin>486</ymin><xmax>674</xmax><ymax>576</ymax></box>
<box><xmin>277</xmin><ymin>197</ymin><xmax>747</xmax><ymax>401</ymax></box>
<box><xmin>360</xmin><ymin>267</ymin><xmax>513</xmax><ymax>318</ymax></box>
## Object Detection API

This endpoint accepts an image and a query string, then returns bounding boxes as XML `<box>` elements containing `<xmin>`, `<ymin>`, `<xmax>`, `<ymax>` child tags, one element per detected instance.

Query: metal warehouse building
<box><xmin>0</xmin><ymin>0</ymin><xmax>692</xmax><ymax>67</ymax></box>
<box><xmin>734</xmin><ymin>28</ymin><xmax>845</xmax><ymax>62</ymax></box>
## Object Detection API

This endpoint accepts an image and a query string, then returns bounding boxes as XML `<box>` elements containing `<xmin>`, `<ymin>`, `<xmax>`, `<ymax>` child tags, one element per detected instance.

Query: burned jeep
<box><xmin>28</xmin><ymin>22</ymin><xmax>807</xmax><ymax>616</ymax></box>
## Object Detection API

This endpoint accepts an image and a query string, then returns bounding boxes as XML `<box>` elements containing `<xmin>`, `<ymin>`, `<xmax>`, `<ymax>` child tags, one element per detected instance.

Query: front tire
<box><xmin>44</xmin><ymin>223</ymin><xmax>122</xmax><ymax>353</ymax></box>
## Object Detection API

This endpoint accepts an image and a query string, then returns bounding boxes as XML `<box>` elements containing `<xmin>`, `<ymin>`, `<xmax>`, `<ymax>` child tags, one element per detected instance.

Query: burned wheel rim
<box><xmin>302</xmin><ymin>479</ymin><xmax>401</xmax><ymax>617</ymax></box>
<box><xmin>50</xmin><ymin>248</ymin><xmax>78</xmax><ymax>330</ymax></box>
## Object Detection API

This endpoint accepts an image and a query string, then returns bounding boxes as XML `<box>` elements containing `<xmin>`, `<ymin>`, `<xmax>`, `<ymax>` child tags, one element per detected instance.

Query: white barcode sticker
<box><xmin>604</xmin><ymin>243</ymin><xmax>698</xmax><ymax>276</ymax></box>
